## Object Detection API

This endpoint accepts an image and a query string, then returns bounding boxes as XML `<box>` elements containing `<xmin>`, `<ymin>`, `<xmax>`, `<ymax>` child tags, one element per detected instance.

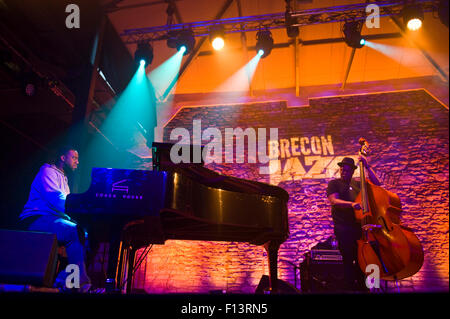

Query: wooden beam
<box><xmin>341</xmin><ymin>47</ymin><xmax>356</xmax><ymax>90</ymax></box>
<box><xmin>237</xmin><ymin>0</ymin><xmax>252</xmax><ymax>96</ymax></box>
<box><xmin>162</xmin><ymin>0</ymin><xmax>235</xmax><ymax>101</ymax></box>
<box><xmin>293</xmin><ymin>0</ymin><xmax>300</xmax><ymax>97</ymax></box>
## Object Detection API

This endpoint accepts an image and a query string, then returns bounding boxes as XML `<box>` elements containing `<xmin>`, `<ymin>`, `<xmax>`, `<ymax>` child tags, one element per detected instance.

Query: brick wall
<box><xmin>132</xmin><ymin>89</ymin><xmax>449</xmax><ymax>293</ymax></box>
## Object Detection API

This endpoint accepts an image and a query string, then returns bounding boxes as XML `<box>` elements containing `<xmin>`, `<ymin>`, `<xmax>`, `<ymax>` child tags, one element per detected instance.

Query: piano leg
<box><xmin>264</xmin><ymin>241</ymin><xmax>281</xmax><ymax>294</ymax></box>
<box><xmin>105</xmin><ymin>237</ymin><xmax>121</xmax><ymax>293</ymax></box>
<box><xmin>125</xmin><ymin>247</ymin><xmax>136</xmax><ymax>294</ymax></box>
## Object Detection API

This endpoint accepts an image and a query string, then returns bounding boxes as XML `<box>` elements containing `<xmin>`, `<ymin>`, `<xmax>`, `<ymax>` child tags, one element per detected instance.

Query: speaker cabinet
<box><xmin>300</xmin><ymin>253</ymin><xmax>346</xmax><ymax>293</ymax></box>
<box><xmin>0</xmin><ymin>229</ymin><xmax>58</xmax><ymax>287</ymax></box>
<box><xmin>255</xmin><ymin>275</ymin><xmax>300</xmax><ymax>294</ymax></box>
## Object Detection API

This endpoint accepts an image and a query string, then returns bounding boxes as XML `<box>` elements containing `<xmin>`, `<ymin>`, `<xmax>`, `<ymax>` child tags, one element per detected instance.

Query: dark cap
<box><xmin>337</xmin><ymin>157</ymin><xmax>357</xmax><ymax>170</ymax></box>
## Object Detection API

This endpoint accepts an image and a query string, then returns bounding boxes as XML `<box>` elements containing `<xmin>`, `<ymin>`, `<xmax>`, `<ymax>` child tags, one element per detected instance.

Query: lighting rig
<box><xmin>125</xmin><ymin>0</ymin><xmax>439</xmax><ymax>47</ymax></box>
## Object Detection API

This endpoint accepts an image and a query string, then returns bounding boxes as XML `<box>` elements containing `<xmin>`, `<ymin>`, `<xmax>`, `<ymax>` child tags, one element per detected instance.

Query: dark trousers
<box><xmin>334</xmin><ymin>226</ymin><xmax>368</xmax><ymax>292</ymax></box>
<box><xmin>20</xmin><ymin>215</ymin><xmax>91</xmax><ymax>291</ymax></box>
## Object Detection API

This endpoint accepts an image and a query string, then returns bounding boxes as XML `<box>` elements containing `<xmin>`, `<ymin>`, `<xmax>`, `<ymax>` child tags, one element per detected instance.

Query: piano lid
<box><xmin>152</xmin><ymin>142</ymin><xmax>205</xmax><ymax>171</ymax></box>
<box><xmin>152</xmin><ymin>142</ymin><xmax>289</xmax><ymax>201</ymax></box>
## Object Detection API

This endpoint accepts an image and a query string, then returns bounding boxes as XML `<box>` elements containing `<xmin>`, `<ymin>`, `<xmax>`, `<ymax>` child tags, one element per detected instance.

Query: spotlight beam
<box><xmin>148</xmin><ymin>49</ymin><xmax>184</xmax><ymax>99</ymax></box>
<box><xmin>390</xmin><ymin>16</ymin><xmax>449</xmax><ymax>83</ymax></box>
<box><xmin>161</xmin><ymin>37</ymin><xmax>202</xmax><ymax>100</ymax></box>
<box><xmin>93</xmin><ymin>62</ymin><xmax>157</xmax><ymax>155</ymax></box>
<box><xmin>214</xmin><ymin>53</ymin><xmax>262</xmax><ymax>94</ymax></box>
<box><xmin>161</xmin><ymin>0</ymin><xmax>234</xmax><ymax>100</ymax></box>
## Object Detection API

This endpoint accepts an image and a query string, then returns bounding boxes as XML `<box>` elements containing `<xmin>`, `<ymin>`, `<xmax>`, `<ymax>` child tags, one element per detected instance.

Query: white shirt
<box><xmin>20</xmin><ymin>164</ymin><xmax>71</xmax><ymax>220</ymax></box>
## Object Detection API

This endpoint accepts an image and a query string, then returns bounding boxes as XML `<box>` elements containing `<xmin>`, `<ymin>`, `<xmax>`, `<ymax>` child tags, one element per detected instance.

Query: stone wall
<box><xmin>132</xmin><ymin>89</ymin><xmax>449</xmax><ymax>293</ymax></box>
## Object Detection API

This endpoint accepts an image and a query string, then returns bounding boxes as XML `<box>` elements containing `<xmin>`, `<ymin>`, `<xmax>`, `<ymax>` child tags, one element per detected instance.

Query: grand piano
<box><xmin>66</xmin><ymin>142</ymin><xmax>289</xmax><ymax>293</ymax></box>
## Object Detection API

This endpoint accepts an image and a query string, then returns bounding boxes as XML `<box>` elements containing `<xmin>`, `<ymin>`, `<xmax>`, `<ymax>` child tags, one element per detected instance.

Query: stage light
<box><xmin>438</xmin><ymin>0</ymin><xmax>448</xmax><ymax>28</ymax></box>
<box><xmin>210</xmin><ymin>26</ymin><xmax>225</xmax><ymax>51</ymax></box>
<box><xmin>407</xmin><ymin>18</ymin><xmax>422</xmax><ymax>31</ymax></box>
<box><xmin>255</xmin><ymin>30</ymin><xmax>274</xmax><ymax>59</ymax></box>
<box><xmin>176</xmin><ymin>29</ymin><xmax>195</xmax><ymax>55</ymax></box>
<box><xmin>343</xmin><ymin>20</ymin><xmax>365</xmax><ymax>49</ymax></box>
<box><xmin>166</xmin><ymin>30</ymin><xmax>179</xmax><ymax>49</ymax></box>
<box><xmin>166</xmin><ymin>29</ymin><xmax>195</xmax><ymax>55</ymax></box>
<box><xmin>285</xmin><ymin>12</ymin><xmax>299</xmax><ymax>38</ymax></box>
<box><xmin>402</xmin><ymin>5</ymin><xmax>424</xmax><ymax>31</ymax></box>
<box><xmin>212</xmin><ymin>37</ymin><xmax>224</xmax><ymax>51</ymax></box>
<box><xmin>134</xmin><ymin>41</ymin><xmax>153</xmax><ymax>67</ymax></box>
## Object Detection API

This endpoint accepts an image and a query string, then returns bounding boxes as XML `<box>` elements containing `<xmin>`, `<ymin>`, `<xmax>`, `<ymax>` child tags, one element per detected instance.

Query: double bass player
<box><xmin>326</xmin><ymin>155</ymin><xmax>382</xmax><ymax>292</ymax></box>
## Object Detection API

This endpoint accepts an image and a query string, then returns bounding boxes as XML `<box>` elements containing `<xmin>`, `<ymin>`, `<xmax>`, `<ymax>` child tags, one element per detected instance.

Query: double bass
<box><xmin>354</xmin><ymin>138</ymin><xmax>424</xmax><ymax>281</ymax></box>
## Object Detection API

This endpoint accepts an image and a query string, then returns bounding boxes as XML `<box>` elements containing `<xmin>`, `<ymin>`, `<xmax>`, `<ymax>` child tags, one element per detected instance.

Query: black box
<box><xmin>0</xmin><ymin>229</ymin><xmax>58</xmax><ymax>287</ymax></box>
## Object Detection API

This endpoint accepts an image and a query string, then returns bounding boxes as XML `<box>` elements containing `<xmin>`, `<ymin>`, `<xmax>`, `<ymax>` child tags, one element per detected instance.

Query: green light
<box><xmin>149</xmin><ymin>49</ymin><xmax>184</xmax><ymax>98</ymax></box>
<box><xmin>85</xmin><ymin>61</ymin><xmax>157</xmax><ymax>170</ymax></box>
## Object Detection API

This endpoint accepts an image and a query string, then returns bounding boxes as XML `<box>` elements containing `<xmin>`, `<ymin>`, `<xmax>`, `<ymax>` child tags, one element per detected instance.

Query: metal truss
<box><xmin>289</xmin><ymin>0</ymin><xmax>436</xmax><ymax>25</ymax></box>
<box><xmin>120</xmin><ymin>0</ymin><xmax>438</xmax><ymax>44</ymax></box>
<box><xmin>121</xmin><ymin>12</ymin><xmax>286</xmax><ymax>44</ymax></box>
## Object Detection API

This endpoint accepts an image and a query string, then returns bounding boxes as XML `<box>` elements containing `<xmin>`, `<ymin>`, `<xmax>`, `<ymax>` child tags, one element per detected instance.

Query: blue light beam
<box><xmin>148</xmin><ymin>49</ymin><xmax>185</xmax><ymax>100</ymax></box>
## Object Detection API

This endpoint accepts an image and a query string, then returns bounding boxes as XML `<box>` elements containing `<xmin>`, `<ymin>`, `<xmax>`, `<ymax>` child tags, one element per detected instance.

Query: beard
<box><xmin>64</xmin><ymin>162</ymin><xmax>77</xmax><ymax>172</ymax></box>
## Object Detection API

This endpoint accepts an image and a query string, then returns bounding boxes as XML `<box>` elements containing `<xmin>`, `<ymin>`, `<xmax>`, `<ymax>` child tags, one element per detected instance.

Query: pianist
<box><xmin>18</xmin><ymin>146</ymin><xmax>91</xmax><ymax>292</ymax></box>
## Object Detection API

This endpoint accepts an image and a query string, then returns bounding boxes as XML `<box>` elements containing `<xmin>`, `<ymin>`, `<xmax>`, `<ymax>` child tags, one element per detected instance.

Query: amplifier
<box><xmin>310</xmin><ymin>249</ymin><xmax>343</xmax><ymax>261</ymax></box>
<box><xmin>300</xmin><ymin>250</ymin><xmax>346</xmax><ymax>293</ymax></box>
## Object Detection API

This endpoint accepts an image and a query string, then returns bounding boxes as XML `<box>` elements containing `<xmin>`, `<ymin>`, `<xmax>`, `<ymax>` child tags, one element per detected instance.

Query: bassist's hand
<box><xmin>351</xmin><ymin>202</ymin><xmax>362</xmax><ymax>210</ymax></box>
<box><xmin>358</xmin><ymin>154</ymin><xmax>369</xmax><ymax>168</ymax></box>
